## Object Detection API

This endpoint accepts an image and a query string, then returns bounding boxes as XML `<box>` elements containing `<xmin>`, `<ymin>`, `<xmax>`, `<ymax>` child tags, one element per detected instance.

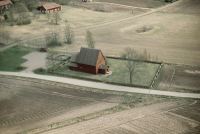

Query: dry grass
<box><xmin>0</xmin><ymin>5</ymin><xmax>136</xmax><ymax>42</ymax></box>
<box><xmin>161</xmin><ymin>0</ymin><xmax>200</xmax><ymax>14</ymax></box>
<box><xmin>57</xmin><ymin>12</ymin><xmax>200</xmax><ymax>66</ymax></box>
<box><xmin>93</xmin><ymin>0</ymin><xmax>167</xmax><ymax>8</ymax></box>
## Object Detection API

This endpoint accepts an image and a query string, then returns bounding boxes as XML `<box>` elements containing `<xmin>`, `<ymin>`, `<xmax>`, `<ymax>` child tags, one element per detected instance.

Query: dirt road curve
<box><xmin>0</xmin><ymin>0</ymin><xmax>183</xmax><ymax>52</ymax></box>
<box><xmin>0</xmin><ymin>71</ymin><xmax>199</xmax><ymax>98</ymax></box>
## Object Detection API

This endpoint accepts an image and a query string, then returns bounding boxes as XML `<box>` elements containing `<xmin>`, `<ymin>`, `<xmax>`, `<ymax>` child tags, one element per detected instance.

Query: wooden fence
<box><xmin>48</xmin><ymin>57</ymin><xmax>151</xmax><ymax>89</ymax></box>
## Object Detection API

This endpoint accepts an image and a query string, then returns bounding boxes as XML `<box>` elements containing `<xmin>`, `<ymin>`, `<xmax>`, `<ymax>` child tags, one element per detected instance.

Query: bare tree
<box><xmin>46</xmin><ymin>50</ymin><xmax>58</xmax><ymax>69</ymax></box>
<box><xmin>121</xmin><ymin>47</ymin><xmax>145</xmax><ymax>84</ymax></box>
<box><xmin>45</xmin><ymin>28</ymin><xmax>62</xmax><ymax>47</ymax></box>
<box><xmin>53</xmin><ymin>12</ymin><xmax>61</xmax><ymax>25</ymax></box>
<box><xmin>64</xmin><ymin>26</ymin><xmax>74</xmax><ymax>44</ymax></box>
<box><xmin>46</xmin><ymin>12</ymin><xmax>51</xmax><ymax>21</ymax></box>
<box><xmin>86</xmin><ymin>29</ymin><xmax>95</xmax><ymax>48</ymax></box>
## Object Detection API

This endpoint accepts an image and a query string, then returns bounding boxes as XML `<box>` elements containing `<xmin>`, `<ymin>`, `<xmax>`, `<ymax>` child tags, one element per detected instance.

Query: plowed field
<box><xmin>156</xmin><ymin>65</ymin><xmax>200</xmax><ymax>90</ymax></box>
<box><xmin>41</xmin><ymin>101</ymin><xmax>200</xmax><ymax>134</ymax></box>
<box><xmin>0</xmin><ymin>77</ymin><xmax>121</xmax><ymax>134</ymax></box>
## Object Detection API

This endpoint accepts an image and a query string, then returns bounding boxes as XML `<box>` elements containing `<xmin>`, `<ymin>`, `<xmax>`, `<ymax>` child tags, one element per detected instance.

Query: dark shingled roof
<box><xmin>70</xmin><ymin>51</ymin><xmax>80</xmax><ymax>62</ymax></box>
<box><xmin>99</xmin><ymin>65</ymin><xmax>108</xmax><ymax>70</ymax></box>
<box><xmin>69</xmin><ymin>62</ymin><xmax>78</xmax><ymax>67</ymax></box>
<box><xmin>76</xmin><ymin>47</ymin><xmax>100</xmax><ymax>66</ymax></box>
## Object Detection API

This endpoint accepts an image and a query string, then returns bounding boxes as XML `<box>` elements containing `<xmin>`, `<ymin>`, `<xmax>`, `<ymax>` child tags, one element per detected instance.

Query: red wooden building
<box><xmin>82</xmin><ymin>0</ymin><xmax>92</xmax><ymax>2</ymax></box>
<box><xmin>0</xmin><ymin>0</ymin><xmax>12</xmax><ymax>14</ymax></box>
<box><xmin>38</xmin><ymin>2</ymin><xmax>62</xmax><ymax>14</ymax></box>
<box><xmin>69</xmin><ymin>47</ymin><xmax>109</xmax><ymax>75</ymax></box>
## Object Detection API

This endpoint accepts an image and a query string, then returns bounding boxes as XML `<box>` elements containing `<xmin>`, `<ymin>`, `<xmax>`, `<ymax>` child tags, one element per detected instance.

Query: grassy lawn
<box><xmin>0</xmin><ymin>47</ymin><xmax>37</xmax><ymax>71</ymax></box>
<box><xmin>54</xmin><ymin>58</ymin><xmax>160</xmax><ymax>86</ymax></box>
<box><xmin>59</xmin><ymin>12</ymin><xmax>200</xmax><ymax>66</ymax></box>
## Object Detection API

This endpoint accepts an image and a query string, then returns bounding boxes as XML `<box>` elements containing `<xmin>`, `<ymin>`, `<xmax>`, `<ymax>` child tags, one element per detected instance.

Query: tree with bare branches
<box><xmin>121</xmin><ymin>47</ymin><xmax>145</xmax><ymax>84</ymax></box>
<box><xmin>45</xmin><ymin>28</ymin><xmax>62</xmax><ymax>47</ymax></box>
<box><xmin>46</xmin><ymin>12</ymin><xmax>51</xmax><ymax>21</ymax></box>
<box><xmin>53</xmin><ymin>12</ymin><xmax>61</xmax><ymax>25</ymax></box>
<box><xmin>64</xmin><ymin>26</ymin><xmax>74</xmax><ymax>44</ymax></box>
<box><xmin>46</xmin><ymin>50</ymin><xmax>58</xmax><ymax>69</ymax></box>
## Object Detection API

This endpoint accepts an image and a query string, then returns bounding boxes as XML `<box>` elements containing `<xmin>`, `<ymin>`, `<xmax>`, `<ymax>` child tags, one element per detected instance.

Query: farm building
<box><xmin>0</xmin><ymin>0</ymin><xmax>12</xmax><ymax>14</ymax></box>
<box><xmin>82</xmin><ymin>0</ymin><xmax>92</xmax><ymax>2</ymax></box>
<box><xmin>38</xmin><ymin>2</ymin><xmax>62</xmax><ymax>13</ymax></box>
<box><xmin>69</xmin><ymin>47</ymin><xmax>109</xmax><ymax>75</ymax></box>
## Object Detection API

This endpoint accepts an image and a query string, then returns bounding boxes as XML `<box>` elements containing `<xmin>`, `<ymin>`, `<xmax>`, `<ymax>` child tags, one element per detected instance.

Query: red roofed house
<box><xmin>82</xmin><ymin>0</ymin><xmax>92</xmax><ymax>2</ymax></box>
<box><xmin>38</xmin><ymin>2</ymin><xmax>62</xmax><ymax>14</ymax></box>
<box><xmin>69</xmin><ymin>47</ymin><xmax>109</xmax><ymax>75</ymax></box>
<box><xmin>0</xmin><ymin>0</ymin><xmax>12</xmax><ymax>14</ymax></box>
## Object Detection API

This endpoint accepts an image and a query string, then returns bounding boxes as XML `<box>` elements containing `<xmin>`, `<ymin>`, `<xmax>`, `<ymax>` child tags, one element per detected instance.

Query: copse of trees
<box><xmin>21</xmin><ymin>0</ymin><xmax>39</xmax><ymax>9</ymax></box>
<box><xmin>64</xmin><ymin>26</ymin><xmax>74</xmax><ymax>44</ymax></box>
<box><xmin>53</xmin><ymin>12</ymin><xmax>61</xmax><ymax>25</ymax></box>
<box><xmin>45</xmin><ymin>28</ymin><xmax>62</xmax><ymax>47</ymax></box>
<box><xmin>14</xmin><ymin>2</ymin><xmax>29</xmax><ymax>20</ymax></box>
<box><xmin>142</xmin><ymin>48</ymin><xmax>159</xmax><ymax>62</ymax></box>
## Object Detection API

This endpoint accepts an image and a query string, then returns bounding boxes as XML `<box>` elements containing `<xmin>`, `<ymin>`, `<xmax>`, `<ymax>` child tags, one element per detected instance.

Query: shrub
<box><xmin>16</xmin><ymin>65</ymin><xmax>23</xmax><ymax>70</ymax></box>
<box><xmin>38</xmin><ymin>68</ymin><xmax>44</xmax><ymax>72</ymax></box>
<box><xmin>28</xmin><ymin>7</ymin><xmax>33</xmax><ymax>12</ymax></box>
<box><xmin>94</xmin><ymin>8</ymin><xmax>106</xmax><ymax>12</ymax></box>
<box><xmin>4</xmin><ymin>14</ymin><xmax>8</xmax><ymax>20</ymax></box>
<box><xmin>10</xmin><ymin>22</ymin><xmax>14</xmax><ymax>26</ymax></box>
<box><xmin>23</xmin><ymin>19</ymin><xmax>32</xmax><ymax>25</ymax></box>
<box><xmin>59</xmin><ymin>2</ymin><xmax>66</xmax><ymax>5</ymax></box>
<box><xmin>17</xmin><ymin>20</ymin><xmax>23</xmax><ymax>25</ymax></box>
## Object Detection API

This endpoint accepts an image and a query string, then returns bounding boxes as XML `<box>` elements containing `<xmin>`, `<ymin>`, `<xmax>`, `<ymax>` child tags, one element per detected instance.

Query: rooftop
<box><xmin>0</xmin><ymin>0</ymin><xmax>12</xmax><ymax>6</ymax></box>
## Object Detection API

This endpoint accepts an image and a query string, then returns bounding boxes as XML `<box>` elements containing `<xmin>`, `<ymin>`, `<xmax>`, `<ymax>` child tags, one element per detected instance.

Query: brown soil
<box><xmin>171</xmin><ymin>66</ymin><xmax>200</xmax><ymax>90</ymax></box>
<box><xmin>0</xmin><ymin>77</ymin><xmax>121</xmax><ymax>134</ymax></box>
<box><xmin>156</xmin><ymin>64</ymin><xmax>200</xmax><ymax>90</ymax></box>
<box><xmin>41</xmin><ymin>101</ymin><xmax>200</xmax><ymax>134</ymax></box>
<box><xmin>156</xmin><ymin>65</ymin><xmax>175</xmax><ymax>89</ymax></box>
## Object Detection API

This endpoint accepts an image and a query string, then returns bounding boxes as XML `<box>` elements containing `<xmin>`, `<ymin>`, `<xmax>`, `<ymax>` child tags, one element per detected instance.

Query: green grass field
<box><xmin>54</xmin><ymin>58</ymin><xmax>160</xmax><ymax>86</ymax></box>
<box><xmin>0</xmin><ymin>47</ymin><xmax>37</xmax><ymax>71</ymax></box>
